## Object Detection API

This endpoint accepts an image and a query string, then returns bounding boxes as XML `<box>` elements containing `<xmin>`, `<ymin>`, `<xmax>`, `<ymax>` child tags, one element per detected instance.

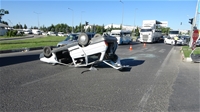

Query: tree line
<box><xmin>10</xmin><ymin>22</ymin><xmax>171</xmax><ymax>36</ymax></box>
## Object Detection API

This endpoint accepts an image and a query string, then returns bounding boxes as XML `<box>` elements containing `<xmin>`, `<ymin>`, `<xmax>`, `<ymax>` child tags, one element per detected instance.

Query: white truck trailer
<box><xmin>139</xmin><ymin>20</ymin><xmax>163</xmax><ymax>43</ymax></box>
<box><xmin>168</xmin><ymin>30</ymin><xmax>179</xmax><ymax>38</ymax></box>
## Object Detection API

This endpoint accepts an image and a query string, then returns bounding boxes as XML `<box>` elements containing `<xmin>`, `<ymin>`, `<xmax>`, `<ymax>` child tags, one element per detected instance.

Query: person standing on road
<box><xmin>174</xmin><ymin>36</ymin><xmax>179</xmax><ymax>45</ymax></box>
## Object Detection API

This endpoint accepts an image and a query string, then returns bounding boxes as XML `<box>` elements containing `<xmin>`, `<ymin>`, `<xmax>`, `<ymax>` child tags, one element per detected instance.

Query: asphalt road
<box><xmin>0</xmin><ymin>42</ymin><xmax>199</xmax><ymax>111</ymax></box>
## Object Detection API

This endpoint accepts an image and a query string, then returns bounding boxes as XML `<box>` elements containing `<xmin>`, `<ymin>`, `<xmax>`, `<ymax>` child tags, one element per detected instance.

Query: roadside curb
<box><xmin>0</xmin><ymin>35</ymin><xmax>34</xmax><ymax>41</ymax></box>
<box><xmin>180</xmin><ymin>47</ymin><xmax>193</xmax><ymax>62</ymax></box>
<box><xmin>0</xmin><ymin>46</ymin><xmax>57</xmax><ymax>54</ymax></box>
<box><xmin>0</xmin><ymin>47</ymin><xmax>43</xmax><ymax>54</ymax></box>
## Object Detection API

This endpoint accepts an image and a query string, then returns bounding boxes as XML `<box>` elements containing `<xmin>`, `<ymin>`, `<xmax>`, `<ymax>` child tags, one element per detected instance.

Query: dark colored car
<box><xmin>57</xmin><ymin>32</ymin><xmax>96</xmax><ymax>47</ymax></box>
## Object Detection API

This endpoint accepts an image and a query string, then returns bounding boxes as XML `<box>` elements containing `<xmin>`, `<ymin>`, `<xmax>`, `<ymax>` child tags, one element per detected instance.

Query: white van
<box><xmin>110</xmin><ymin>30</ymin><xmax>132</xmax><ymax>44</ymax></box>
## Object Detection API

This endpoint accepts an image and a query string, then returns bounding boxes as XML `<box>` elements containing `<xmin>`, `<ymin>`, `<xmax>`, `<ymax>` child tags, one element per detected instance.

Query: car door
<box><xmin>165</xmin><ymin>37</ymin><xmax>172</xmax><ymax>44</ymax></box>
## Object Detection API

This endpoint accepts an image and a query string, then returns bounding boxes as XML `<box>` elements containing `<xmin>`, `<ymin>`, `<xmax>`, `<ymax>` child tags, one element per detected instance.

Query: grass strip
<box><xmin>0</xmin><ymin>36</ymin><xmax>66</xmax><ymax>50</ymax></box>
<box><xmin>182</xmin><ymin>46</ymin><xmax>200</xmax><ymax>57</ymax></box>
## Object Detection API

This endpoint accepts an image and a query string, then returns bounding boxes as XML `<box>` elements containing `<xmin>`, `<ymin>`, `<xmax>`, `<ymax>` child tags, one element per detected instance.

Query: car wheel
<box><xmin>171</xmin><ymin>41</ymin><xmax>174</xmax><ymax>45</ymax></box>
<box><xmin>78</xmin><ymin>33</ymin><xmax>89</xmax><ymax>46</ymax></box>
<box><xmin>94</xmin><ymin>34</ymin><xmax>101</xmax><ymax>38</ymax></box>
<box><xmin>43</xmin><ymin>46</ymin><xmax>52</xmax><ymax>58</ymax></box>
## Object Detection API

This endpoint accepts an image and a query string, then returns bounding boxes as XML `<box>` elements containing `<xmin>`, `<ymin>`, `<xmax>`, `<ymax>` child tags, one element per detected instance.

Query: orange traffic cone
<box><xmin>129</xmin><ymin>45</ymin><xmax>133</xmax><ymax>50</ymax></box>
<box><xmin>143</xmin><ymin>43</ymin><xmax>146</xmax><ymax>47</ymax></box>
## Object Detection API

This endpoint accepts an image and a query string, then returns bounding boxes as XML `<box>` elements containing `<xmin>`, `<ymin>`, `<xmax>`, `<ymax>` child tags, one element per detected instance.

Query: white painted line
<box><xmin>137</xmin><ymin>47</ymin><xmax>174</xmax><ymax>111</ymax></box>
<box><xmin>21</xmin><ymin>68</ymin><xmax>76</xmax><ymax>87</ymax></box>
<box><xmin>159</xmin><ymin>49</ymin><xmax>166</xmax><ymax>53</ymax></box>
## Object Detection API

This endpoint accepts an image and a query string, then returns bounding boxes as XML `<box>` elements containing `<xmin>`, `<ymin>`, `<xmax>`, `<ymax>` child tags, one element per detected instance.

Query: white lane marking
<box><xmin>21</xmin><ymin>73</ymin><xmax>61</xmax><ymax>87</ymax></box>
<box><xmin>137</xmin><ymin>47</ymin><xmax>174</xmax><ymax>111</ymax></box>
<box><xmin>159</xmin><ymin>49</ymin><xmax>166</xmax><ymax>53</ymax></box>
<box><xmin>21</xmin><ymin>68</ymin><xmax>76</xmax><ymax>87</ymax></box>
<box><xmin>146</xmin><ymin>48</ymin><xmax>157</xmax><ymax>52</ymax></box>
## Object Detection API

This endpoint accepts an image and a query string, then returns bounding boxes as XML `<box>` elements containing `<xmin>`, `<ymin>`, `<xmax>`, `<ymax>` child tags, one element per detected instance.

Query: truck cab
<box><xmin>139</xmin><ymin>20</ymin><xmax>162</xmax><ymax>43</ymax></box>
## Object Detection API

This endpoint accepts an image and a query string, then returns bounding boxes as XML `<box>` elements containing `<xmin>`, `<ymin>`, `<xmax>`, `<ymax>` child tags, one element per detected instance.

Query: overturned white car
<box><xmin>39</xmin><ymin>33</ymin><xmax>126</xmax><ymax>70</ymax></box>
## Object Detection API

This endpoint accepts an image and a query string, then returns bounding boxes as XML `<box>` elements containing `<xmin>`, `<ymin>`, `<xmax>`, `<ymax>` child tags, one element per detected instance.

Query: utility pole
<box><xmin>34</xmin><ymin>11</ymin><xmax>41</xmax><ymax>30</ymax></box>
<box><xmin>81</xmin><ymin>11</ymin><xmax>84</xmax><ymax>33</ymax></box>
<box><xmin>68</xmin><ymin>8</ymin><xmax>74</xmax><ymax>33</ymax></box>
<box><xmin>120</xmin><ymin>0</ymin><xmax>124</xmax><ymax>29</ymax></box>
<box><xmin>189</xmin><ymin>0</ymin><xmax>199</xmax><ymax>47</ymax></box>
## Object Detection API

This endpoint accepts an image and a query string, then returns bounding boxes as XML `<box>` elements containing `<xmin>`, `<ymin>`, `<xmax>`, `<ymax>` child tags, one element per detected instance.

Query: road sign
<box><xmin>192</xmin><ymin>29</ymin><xmax>199</xmax><ymax>41</ymax></box>
<box><xmin>191</xmin><ymin>29</ymin><xmax>199</xmax><ymax>50</ymax></box>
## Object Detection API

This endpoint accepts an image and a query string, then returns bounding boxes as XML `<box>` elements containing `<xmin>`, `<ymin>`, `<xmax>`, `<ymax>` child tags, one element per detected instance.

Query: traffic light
<box><xmin>189</xmin><ymin>18</ymin><xmax>193</xmax><ymax>25</ymax></box>
<box><xmin>85</xmin><ymin>21</ymin><xmax>89</xmax><ymax>26</ymax></box>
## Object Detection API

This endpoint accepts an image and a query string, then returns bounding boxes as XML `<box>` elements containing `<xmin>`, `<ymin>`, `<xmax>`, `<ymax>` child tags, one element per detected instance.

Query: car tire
<box><xmin>78</xmin><ymin>33</ymin><xmax>89</xmax><ymax>46</ymax></box>
<box><xmin>171</xmin><ymin>41</ymin><xmax>174</xmax><ymax>45</ymax></box>
<box><xmin>94</xmin><ymin>34</ymin><xmax>101</xmax><ymax>38</ymax></box>
<box><xmin>43</xmin><ymin>46</ymin><xmax>52</xmax><ymax>58</ymax></box>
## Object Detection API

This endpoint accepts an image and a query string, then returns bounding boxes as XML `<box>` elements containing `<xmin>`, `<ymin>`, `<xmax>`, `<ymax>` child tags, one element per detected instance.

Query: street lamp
<box><xmin>68</xmin><ymin>8</ymin><xmax>74</xmax><ymax>33</ymax></box>
<box><xmin>81</xmin><ymin>11</ymin><xmax>84</xmax><ymax>33</ymax></box>
<box><xmin>7</xmin><ymin>19</ymin><xmax>13</xmax><ymax>27</ymax></box>
<box><xmin>120</xmin><ymin>0</ymin><xmax>124</xmax><ymax>29</ymax></box>
<box><xmin>34</xmin><ymin>11</ymin><xmax>41</xmax><ymax>30</ymax></box>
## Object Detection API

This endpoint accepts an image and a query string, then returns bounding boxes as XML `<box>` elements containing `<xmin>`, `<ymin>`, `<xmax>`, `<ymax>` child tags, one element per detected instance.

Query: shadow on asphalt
<box><xmin>0</xmin><ymin>54</ymin><xmax>39</xmax><ymax>67</ymax></box>
<box><xmin>120</xmin><ymin>59</ymin><xmax>145</xmax><ymax>72</ymax></box>
<box><xmin>90</xmin><ymin>58</ymin><xmax>145</xmax><ymax>72</ymax></box>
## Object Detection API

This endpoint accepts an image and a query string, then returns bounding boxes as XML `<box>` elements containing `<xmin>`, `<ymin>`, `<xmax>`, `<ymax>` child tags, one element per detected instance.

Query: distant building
<box><xmin>160</xmin><ymin>21</ymin><xmax>168</xmax><ymax>27</ymax></box>
<box><xmin>0</xmin><ymin>23</ymin><xmax>10</xmax><ymax>36</ymax></box>
<box><xmin>179</xmin><ymin>30</ymin><xmax>190</xmax><ymax>35</ymax></box>
<box><xmin>104</xmin><ymin>24</ymin><xmax>137</xmax><ymax>31</ymax></box>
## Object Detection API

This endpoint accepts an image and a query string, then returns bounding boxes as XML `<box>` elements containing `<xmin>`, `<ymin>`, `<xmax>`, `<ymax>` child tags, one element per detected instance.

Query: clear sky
<box><xmin>0</xmin><ymin>0</ymin><xmax>198</xmax><ymax>30</ymax></box>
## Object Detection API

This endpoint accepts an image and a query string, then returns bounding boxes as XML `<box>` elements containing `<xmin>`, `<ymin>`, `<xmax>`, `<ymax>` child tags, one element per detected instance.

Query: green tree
<box><xmin>135</xmin><ymin>27</ymin><xmax>140</xmax><ymax>36</ymax></box>
<box><xmin>160</xmin><ymin>27</ymin><xmax>170</xmax><ymax>34</ymax></box>
<box><xmin>51</xmin><ymin>28</ymin><xmax>55</xmax><ymax>32</ymax></box>
<box><xmin>2</xmin><ymin>21</ymin><xmax>8</xmax><ymax>25</ymax></box>
<box><xmin>0</xmin><ymin>9</ymin><xmax>9</xmax><ymax>23</ymax></box>
<box><xmin>96</xmin><ymin>25</ymin><xmax>101</xmax><ymax>34</ymax></box>
<box><xmin>19</xmin><ymin>24</ymin><xmax>23</xmax><ymax>29</ymax></box>
<box><xmin>55</xmin><ymin>27</ymin><xmax>59</xmax><ymax>33</ymax></box>
<box><xmin>33</xmin><ymin>26</ymin><xmax>37</xmax><ymax>29</ymax></box>
<box><xmin>120</xmin><ymin>24</ymin><xmax>122</xmax><ymax>30</ymax></box>
<box><xmin>87</xmin><ymin>27</ymin><xmax>91</xmax><ymax>32</ymax></box>
<box><xmin>106</xmin><ymin>27</ymin><xmax>111</xmax><ymax>32</ymax></box>
<box><xmin>111</xmin><ymin>24</ymin><xmax>113</xmax><ymax>31</ymax></box>
<box><xmin>24</xmin><ymin>24</ymin><xmax>27</xmax><ymax>29</ymax></box>
<box><xmin>15</xmin><ymin>24</ymin><xmax>19</xmax><ymax>29</ymax></box>
<box><xmin>101</xmin><ymin>24</ymin><xmax>105</xmax><ymax>34</ymax></box>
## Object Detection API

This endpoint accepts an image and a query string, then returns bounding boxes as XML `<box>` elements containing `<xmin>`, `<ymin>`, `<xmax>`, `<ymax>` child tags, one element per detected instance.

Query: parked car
<box><xmin>164</xmin><ymin>35</ymin><xmax>188</xmax><ymax>45</ymax></box>
<box><xmin>196</xmin><ymin>38</ymin><xmax>200</xmax><ymax>46</ymax></box>
<box><xmin>47</xmin><ymin>31</ymin><xmax>57</xmax><ymax>36</ymax></box>
<box><xmin>57</xmin><ymin>32</ymin><xmax>66</xmax><ymax>36</ymax></box>
<box><xmin>42</xmin><ymin>32</ymin><xmax>48</xmax><ymax>36</ymax></box>
<box><xmin>40</xmin><ymin>33</ymin><xmax>126</xmax><ymax>70</ymax></box>
<box><xmin>57</xmin><ymin>32</ymin><xmax>96</xmax><ymax>47</ymax></box>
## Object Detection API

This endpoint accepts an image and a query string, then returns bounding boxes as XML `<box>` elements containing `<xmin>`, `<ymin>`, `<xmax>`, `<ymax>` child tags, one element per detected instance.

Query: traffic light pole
<box><xmin>189</xmin><ymin>0</ymin><xmax>199</xmax><ymax>48</ymax></box>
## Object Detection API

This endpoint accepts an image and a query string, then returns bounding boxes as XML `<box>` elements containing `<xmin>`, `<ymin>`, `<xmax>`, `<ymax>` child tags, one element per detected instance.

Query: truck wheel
<box><xmin>78</xmin><ymin>33</ymin><xmax>89</xmax><ymax>46</ymax></box>
<box><xmin>43</xmin><ymin>46</ymin><xmax>52</xmax><ymax>58</ymax></box>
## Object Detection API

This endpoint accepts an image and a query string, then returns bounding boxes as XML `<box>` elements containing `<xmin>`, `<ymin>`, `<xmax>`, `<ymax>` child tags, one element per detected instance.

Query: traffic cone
<box><xmin>129</xmin><ymin>45</ymin><xmax>133</xmax><ymax>50</ymax></box>
<box><xmin>143</xmin><ymin>43</ymin><xmax>146</xmax><ymax>47</ymax></box>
